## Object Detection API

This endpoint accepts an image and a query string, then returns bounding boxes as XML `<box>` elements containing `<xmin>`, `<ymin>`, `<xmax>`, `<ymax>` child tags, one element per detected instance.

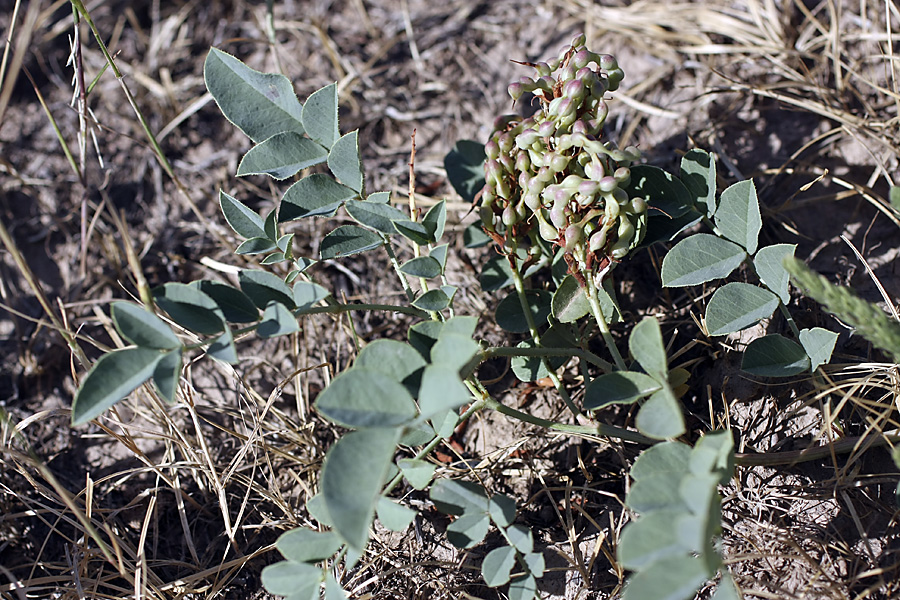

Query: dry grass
<box><xmin>2</xmin><ymin>0</ymin><xmax>900</xmax><ymax>598</ymax></box>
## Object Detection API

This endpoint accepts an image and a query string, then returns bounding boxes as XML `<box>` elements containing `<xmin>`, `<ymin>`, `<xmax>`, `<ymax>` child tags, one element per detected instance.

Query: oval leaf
<box><xmin>356</xmin><ymin>339</ymin><xmax>427</xmax><ymax>389</ymax></box>
<box><xmin>72</xmin><ymin>348</ymin><xmax>164</xmax><ymax>425</ymax></box>
<box><xmin>680</xmin><ymin>149</ymin><xmax>716</xmax><ymax>217</ymax></box>
<box><xmin>635</xmin><ymin>388</ymin><xmax>685</xmax><ymax>440</ymax></box>
<box><xmin>705</xmin><ymin>282</ymin><xmax>779</xmax><ymax>336</ymax></box>
<box><xmin>320</xmin><ymin>427</ymin><xmax>401</xmax><ymax>550</ymax></box>
<box><xmin>753</xmin><ymin>243</ymin><xmax>795</xmax><ymax>303</ymax></box>
<box><xmin>316</xmin><ymin>368</ymin><xmax>417</xmax><ymax>428</ymax></box>
<box><xmin>741</xmin><ymin>334</ymin><xmax>810</xmax><ymax>377</ymax></box>
<box><xmin>111</xmin><ymin>302</ymin><xmax>180</xmax><ymax>350</ymax></box>
<box><xmin>239</xmin><ymin>269</ymin><xmax>295</xmax><ymax>309</ymax></box>
<box><xmin>258</xmin><ymin>301</ymin><xmax>300</xmax><ymax>338</ymax></box>
<box><xmin>398</xmin><ymin>458</ymin><xmax>436</xmax><ymax>490</ymax></box>
<box><xmin>280</xmin><ymin>173</ymin><xmax>357</xmax><ymax>221</ymax></box>
<box><xmin>417</xmin><ymin>365</ymin><xmax>472</xmax><ymax>419</ymax></box>
<box><xmin>302</xmin><ymin>82</ymin><xmax>339</xmax><ymax>149</ymax></box>
<box><xmin>661</xmin><ymin>234</ymin><xmax>747</xmax><ymax>287</ymax></box>
<box><xmin>277</xmin><ymin>527</ymin><xmax>342</xmax><ymax>563</ymax></box>
<box><xmin>625</xmin><ymin>165</ymin><xmax>693</xmax><ymax>219</ymax></box>
<box><xmin>328</xmin><ymin>130</ymin><xmax>363</xmax><ymax>192</ymax></box>
<box><xmin>622</xmin><ymin>555</ymin><xmax>710</xmax><ymax>600</ymax></box>
<box><xmin>293</xmin><ymin>280</ymin><xmax>330</xmax><ymax>311</ymax></box>
<box><xmin>444</xmin><ymin>140</ymin><xmax>486</xmax><ymax>203</ymax></box>
<box><xmin>429</xmin><ymin>479</ymin><xmax>489</xmax><ymax>515</ymax></box>
<box><xmin>400</xmin><ymin>256</ymin><xmax>443</xmax><ymax>279</ymax></box>
<box><xmin>237</xmin><ymin>132</ymin><xmax>327</xmax><ymax>180</ymax></box>
<box><xmin>482</xmin><ymin>546</ymin><xmax>517</xmax><ymax>588</ymax></box>
<box><xmin>219</xmin><ymin>191</ymin><xmax>267</xmax><ymax>239</ymax></box>
<box><xmin>715</xmin><ymin>179</ymin><xmax>761</xmax><ymax>254</ymax></box>
<box><xmin>344</xmin><ymin>199</ymin><xmax>408</xmax><ymax>234</ymax></box>
<box><xmin>495</xmin><ymin>290</ymin><xmax>552</xmax><ymax>333</ymax></box>
<box><xmin>376</xmin><ymin>497</ymin><xmax>416</xmax><ymax>532</ymax></box>
<box><xmin>584</xmin><ymin>371</ymin><xmax>661</xmax><ymax>410</ymax></box>
<box><xmin>446</xmin><ymin>513</ymin><xmax>491</xmax><ymax>548</ymax></box>
<box><xmin>152</xmin><ymin>349</ymin><xmax>182</xmax><ymax>404</ymax></box>
<box><xmin>194</xmin><ymin>280</ymin><xmax>259</xmax><ymax>323</ymax></box>
<box><xmin>552</xmin><ymin>275</ymin><xmax>590</xmax><ymax>323</ymax></box>
<box><xmin>204</xmin><ymin>48</ymin><xmax>305</xmax><ymax>143</ymax></box>
<box><xmin>799</xmin><ymin>327</ymin><xmax>839</xmax><ymax>371</ymax></box>
<box><xmin>629</xmin><ymin>316</ymin><xmax>668</xmax><ymax>383</ymax></box>
<box><xmin>320</xmin><ymin>225</ymin><xmax>382</xmax><ymax>259</ymax></box>
<box><xmin>412</xmin><ymin>289</ymin><xmax>451</xmax><ymax>312</ymax></box>
<box><xmin>618</xmin><ymin>510</ymin><xmax>686</xmax><ymax>570</ymax></box>
<box><xmin>153</xmin><ymin>283</ymin><xmax>225</xmax><ymax>336</ymax></box>
<box><xmin>260</xmin><ymin>560</ymin><xmax>321</xmax><ymax>598</ymax></box>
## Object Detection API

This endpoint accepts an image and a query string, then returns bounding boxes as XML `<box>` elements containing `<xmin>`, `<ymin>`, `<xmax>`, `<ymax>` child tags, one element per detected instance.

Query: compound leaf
<box><xmin>276</xmin><ymin>527</ymin><xmax>342</xmax><ymax>563</ymax></box>
<box><xmin>412</xmin><ymin>289</ymin><xmax>451</xmax><ymax>312</ymax></box>
<box><xmin>622</xmin><ymin>555</ymin><xmax>711</xmax><ymax>600</ymax></box>
<box><xmin>207</xmin><ymin>328</ymin><xmax>238</xmax><ymax>364</ymax></box>
<box><xmin>495</xmin><ymin>289</ymin><xmax>552</xmax><ymax>333</ymax></box>
<box><xmin>618</xmin><ymin>510</ymin><xmax>686</xmax><ymax>569</ymax></box>
<box><xmin>508</xmin><ymin>573</ymin><xmax>538</xmax><ymax>600</ymax></box>
<box><xmin>552</xmin><ymin>275</ymin><xmax>590</xmax><ymax>323</ymax></box>
<box><xmin>417</xmin><ymin>365</ymin><xmax>471</xmax><ymax>419</ymax></box>
<box><xmin>753</xmin><ymin>243</ymin><xmax>795</xmax><ymax>303</ymax></box>
<box><xmin>446</xmin><ymin>513</ymin><xmax>490</xmax><ymax>548</ymax></box>
<box><xmin>239</xmin><ymin>269</ymin><xmax>295</xmax><ymax>309</ymax></box>
<box><xmin>280</xmin><ymin>173</ymin><xmax>357</xmax><ymax>221</ymax></box>
<box><xmin>111</xmin><ymin>302</ymin><xmax>180</xmax><ymax>350</ymax></box>
<box><xmin>635</xmin><ymin>387</ymin><xmax>685</xmax><ymax>440</ymax></box>
<box><xmin>423</xmin><ymin>200</ymin><xmax>447</xmax><ymax>242</ymax></box>
<box><xmin>376</xmin><ymin>497</ymin><xmax>416</xmax><ymax>532</ymax></box>
<box><xmin>741</xmin><ymin>334</ymin><xmax>810</xmax><ymax>377</ymax></box>
<box><xmin>72</xmin><ymin>347</ymin><xmax>164</xmax><ymax>425</ymax></box>
<box><xmin>344</xmin><ymin>200</ymin><xmax>407</xmax><ymax>234</ymax></box>
<box><xmin>482</xmin><ymin>545</ymin><xmax>517</xmax><ymax>587</ymax></box>
<box><xmin>398</xmin><ymin>458</ymin><xmax>436</xmax><ymax>490</ymax></box>
<box><xmin>715</xmin><ymin>179</ymin><xmax>761</xmax><ymax>255</ymax></box>
<box><xmin>584</xmin><ymin>371</ymin><xmax>661</xmax><ymax>410</ymax></box>
<box><xmin>355</xmin><ymin>339</ymin><xmax>427</xmax><ymax>389</ymax></box>
<box><xmin>204</xmin><ymin>48</ymin><xmax>304</xmax><ymax>143</ymax></box>
<box><xmin>320</xmin><ymin>225</ymin><xmax>382</xmax><ymax>259</ymax></box>
<box><xmin>661</xmin><ymin>234</ymin><xmax>746</xmax><ymax>287</ymax></box>
<box><xmin>680</xmin><ymin>149</ymin><xmax>716</xmax><ymax>217</ymax></box>
<box><xmin>400</xmin><ymin>256</ymin><xmax>442</xmax><ymax>279</ymax></box>
<box><xmin>153</xmin><ymin>282</ymin><xmax>225</xmax><ymax>336</ymax></box>
<box><xmin>626</xmin><ymin>165</ymin><xmax>692</xmax><ymax>220</ymax></box>
<box><xmin>705</xmin><ymin>282</ymin><xmax>779</xmax><ymax>336</ymax></box>
<box><xmin>293</xmin><ymin>281</ymin><xmax>330</xmax><ymax>312</ymax></box>
<box><xmin>430</xmin><ymin>479</ymin><xmax>489</xmax><ymax>516</ymax></box>
<box><xmin>799</xmin><ymin>327</ymin><xmax>839</xmax><ymax>371</ymax></box>
<box><xmin>220</xmin><ymin>191</ymin><xmax>267</xmax><ymax>239</ymax></box>
<box><xmin>488</xmin><ymin>494</ymin><xmax>517</xmax><ymax>528</ymax></box>
<box><xmin>629</xmin><ymin>316</ymin><xmax>668</xmax><ymax>383</ymax></box>
<box><xmin>237</xmin><ymin>132</ymin><xmax>327</xmax><ymax>180</ymax></box>
<box><xmin>193</xmin><ymin>280</ymin><xmax>259</xmax><ymax>323</ymax></box>
<box><xmin>152</xmin><ymin>348</ymin><xmax>182</xmax><ymax>404</ymax></box>
<box><xmin>320</xmin><ymin>427</ymin><xmax>401</xmax><ymax>550</ymax></box>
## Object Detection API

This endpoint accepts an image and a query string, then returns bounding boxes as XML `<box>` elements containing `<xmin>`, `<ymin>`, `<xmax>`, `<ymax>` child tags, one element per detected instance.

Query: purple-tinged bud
<box><xmin>515</xmin><ymin>151</ymin><xmax>531</xmax><ymax>172</ymax></box>
<box><xmin>612</xmin><ymin>188</ymin><xmax>628</xmax><ymax>205</ymax></box>
<box><xmin>589</xmin><ymin>228</ymin><xmax>608</xmax><ymax>253</ymax></box>
<box><xmin>599</xmin><ymin>54</ymin><xmax>618</xmax><ymax>71</ymax></box>
<box><xmin>549</xmin><ymin>203</ymin><xmax>567</xmax><ymax>229</ymax></box>
<box><xmin>536</xmin><ymin>76</ymin><xmax>555</xmax><ymax>94</ymax></box>
<box><xmin>535</xmin><ymin>62</ymin><xmax>552</xmax><ymax>77</ymax></box>
<box><xmin>562</xmin><ymin>79</ymin><xmax>585</xmax><ymax>100</ymax></box>
<box><xmin>614</xmin><ymin>167</ymin><xmax>631</xmax><ymax>185</ymax></box>
<box><xmin>485</xmin><ymin>159</ymin><xmax>503</xmax><ymax>182</ymax></box>
<box><xmin>553</xmin><ymin>187</ymin><xmax>571</xmax><ymax>206</ymax></box>
<box><xmin>547</xmin><ymin>58</ymin><xmax>561</xmax><ymax>70</ymax></box>
<box><xmin>523</xmin><ymin>191</ymin><xmax>541</xmax><ymax>210</ymax></box>
<box><xmin>518</xmin><ymin>170</ymin><xmax>530</xmax><ymax>190</ymax></box>
<box><xmin>536</xmin><ymin>166</ymin><xmax>554</xmax><ymax>183</ymax></box>
<box><xmin>560</xmin><ymin>174</ymin><xmax>583</xmax><ymax>191</ymax></box>
<box><xmin>572</xmin><ymin>120</ymin><xmax>588</xmax><ymax>135</ymax></box>
<box><xmin>629</xmin><ymin>197</ymin><xmax>647</xmax><ymax>214</ymax></box>
<box><xmin>481</xmin><ymin>187</ymin><xmax>495</xmax><ymax>207</ymax></box>
<box><xmin>573</xmin><ymin>49</ymin><xmax>591</xmax><ymax>69</ymax></box>
<box><xmin>579</xmin><ymin>180</ymin><xmax>600</xmax><ymax>196</ymax></box>
<box><xmin>496</xmin><ymin>177</ymin><xmax>511</xmax><ymax>199</ymax></box>
<box><xmin>572</xmin><ymin>33</ymin><xmax>586</xmax><ymax>47</ymax></box>
<box><xmin>499</xmin><ymin>153</ymin><xmax>514</xmax><ymax>173</ymax></box>
<box><xmin>549</xmin><ymin>153</ymin><xmax>570</xmax><ymax>173</ymax></box>
<box><xmin>537</xmin><ymin>120</ymin><xmax>556</xmax><ymax>138</ymax></box>
<box><xmin>584</xmin><ymin>161</ymin><xmax>606</xmax><ymax>180</ymax></box>
<box><xmin>485</xmin><ymin>140</ymin><xmax>500</xmax><ymax>161</ymax></box>
<box><xmin>515</xmin><ymin>129</ymin><xmax>541</xmax><ymax>150</ymax></box>
<box><xmin>623</xmin><ymin>146</ymin><xmax>641</xmax><ymax>161</ymax></box>
<box><xmin>515</xmin><ymin>201</ymin><xmax>528</xmax><ymax>220</ymax></box>
<box><xmin>559</xmin><ymin>65</ymin><xmax>576</xmax><ymax>82</ymax></box>
<box><xmin>584</xmin><ymin>118</ymin><xmax>603</xmax><ymax>136</ymax></box>
<box><xmin>480</xmin><ymin>205</ymin><xmax>495</xmax><ymax>231</ymax></box>
<box><xmin>508</xmin><ymin>82</ymin><xmax>525</xmax><ymax>102</ymax></box>
<box><xmin>576</xmin><ymin>66</ymin><xmax>594</xmax><ymax>81</ymax></box>
<box><xmin>563</xmin><ymin>224</ymin><xmax>582</xmax><ymax>251</ymax></box>
<box><xmin>498</xmin><ymin>132</ymin><xmax>514</xmax><ymax>154</ymax></box>
<box><xmin>591</xmin><ymin>99</ymin><xmax>609</xmax><ymax>123</ymax></box>
<box><xmin>598</xmin><ymin>176</ymin><xmax>617</xmax><ymax>193</ymax></box>
<box><xmin>502</xmin><ymin>204</ymin><xmax>517</xmax><ymax>226</ymax></box>
<box><xmin>535</xmin><ymin>210</ymin><xmax>558</xmax><ymax>242</ymax></box>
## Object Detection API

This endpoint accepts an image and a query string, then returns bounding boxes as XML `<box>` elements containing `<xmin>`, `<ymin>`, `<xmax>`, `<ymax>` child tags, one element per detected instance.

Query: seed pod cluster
<box><xmin>480</xmin><ymin>34</ymin><xmax>648</xmax><ymax>280</ymax></box>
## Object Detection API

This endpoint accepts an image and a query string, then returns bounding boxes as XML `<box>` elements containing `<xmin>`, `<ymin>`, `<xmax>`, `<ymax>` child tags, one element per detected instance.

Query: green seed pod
<box><xmin>622</xmin><ymin>146</ymin><xmax>641</xmax><ymax>162</ymax></box>
<box><xmin>535</xmin><ymin>209</ymin><xmax>558</xmax><ymax>242</ymax></box>
<box><xmin>599</xmin><ymin>54</ymin><xmax>618</xmax><ymax>71</ymax></box>
<box><xmin>560</xmin><ymin>174</ymin><xmax>583</xmax><ymax>191</ymax></box>
<box><xmin>536</xmin><ymin>166</ymin><xmax>554</xmax><ymax>183</ymax></box>
<box><xmin>573</xmin><ymin>48</ymin><xmax>590</xmax><ymax>69</ymax></box>
<box><xmin>563</xmin><ymin>224</ymin><xmax>582</xmax><ymax>251</ymax></box>
<box><xmin>610</xmin><ymin>218</ymin><xmax>635</xmax><ymax>259</ymax></box>
<box><xmin>547</xmin><ymin>58</ymin><xmax>561</xmax><ymax>71</ymax></box>
<box><xmin>495</xmin><ymin>177</ymin><xmax>511</xmax><ymax>199</ymax></box>
<box><xmin>515</xmin><ymin>150</ymin><xmax>531</xmax><ymax>172</ymax></box>
<box><xmin>508</xmin><ymin>82</ymin><xmax>525</xmax><ymax>102</ymax></box>
<box><xmin>537</xmin><ymin>120</ymin><xmax>556</xmax><ymax>138</ymax></box>
<box><xmin>523</xmin><ymin>190</ymin><xmax>541</xmax><ymax>211</ymax></box>
<box><xmin>612</xmin><ymin>188</ymin><xmax>628</xmax><ymax>205</ymax></box>
<box><xmin>535</xmin><ymin>62</ymin><xmax>552</xmax><ymax>77</ymax></box>
<box><xmin>572</xmin><ymin>33</ymin><xmax>586</xmax><ymax>47</ymax></box>
<box><xmin>605</xmin><ymin>197</ymin><xmax>620</xmax><ymax>219</ymax></box>
<box><xmin>549</xmin><ymin>152</ymin><xmax>570</xmax><ymax>173</ymax></box>
<box><xmin>515</xmin><ymin>200</ymin><xmax>529</xmax><ymax>221</ymax></box>
<box><xmin>501</xmin><ymin>204</ymin><xmax>518</xmax><ymax>226</ymax></box>
<box><xmin>549</xmin><ymin>202</ymin><xmax>567</xmax><ymax>229</ymax></box>
<box><xmin>516</xmin><ymin>129</ymin><xmax>541</xmax><ymax>150</ymax></box>
<box><xmin>536</xmin><ymin>76</ymin><xmax>555</xmax><ymax>95</ymax></box>
<box><xmin>563</xmin><ymin>79</ymin><xmax>586</xmax><ymax>101</ymax></box>
<box><xmin>485</xmin><ymin>140</ymin><xmax>500</xmax><ymax>161</ymax></box>
<box><xmin>628</xmin><ymin>197</ymin><xmax>647</xmax><ymax>215</ymax></box>
<box><xmin>493</xmin><ymin>114</ymin><xmax>519</xmax><ymax>130</ymax></box>
<box><xmin>480</xmin><ymin>205</ymin><xmax>495</xmax><ymax>231</ymax></box>
<box><xmin>498</xmin><ymin>132</ymin><xmax>514</xmax><ymax>154</ymax></box>
<box><xmin>588</xmin><ymin>226</ymin><xmax>608</xmax><ymax>252</ymax></box>
<box><xmin>518</xmin><ymin>170</ymin><xmax>531</xmax><ymax>190</ymax></box>
<box><xmin>598</xmin><ymin>176</ymin><xmax>617</xmax><ymax>193</ymax></box>
<box><xmin>613</xmin><ymin>167</ymin><xmax>631</xmax><ymax>186</ymax></box>
<box><xmin>485</xmin><ymin>159</ymin><xmax>503</xmax><ymax>183</ymax></box>
<box><xmin>499</xmin><ymin>153</ymin><xmax>514</xmax><ymax>173</ymax></box>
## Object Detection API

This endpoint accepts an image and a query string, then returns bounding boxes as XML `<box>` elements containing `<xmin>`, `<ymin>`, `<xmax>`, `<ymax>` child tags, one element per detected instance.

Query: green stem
<box><xmin>382</xmin><ymin>236</ymin><xmax>416</xmax><ymax>304</ymax></box>
<box><xmin>778</xmin><ymin>303</ymin><xmax>802</xmax><ymax>338</ymax></box>
<box><xmin>509</xmin><ymin>256</ymin><xmax>581</xmax><ymax>417</ymax></box>
<box><xmin>584</xmin><ymin>269</ymin><xmax>627</xmax><ymax>371</ymax></box>
<box><xmin>734</xmin><ymin>432</ymin><xmax>900</xmax><ymax>467</ymax></box>
<box><xmin>484</xmin><ymin>345</ymin><xmax>612</xmax><ymax>371</ymax></box>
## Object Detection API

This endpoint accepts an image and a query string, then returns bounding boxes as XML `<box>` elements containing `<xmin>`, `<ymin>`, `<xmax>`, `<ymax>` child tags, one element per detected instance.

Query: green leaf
<box><xmin>799</xmin><ymin>327</ymin><xmax>839</xmax><ymax>371</ymax></box>
<box><xmin>691</xmin><ymin>431</ymin><xmax>735</xmax><ymax>484</ymax></box>
<box><xmin>625</xmin><ymin>165</ymin><xmax>693</xmax><ymax>220</ymax></box>
<box><xmin>741</xmin><ymin>334</ymin><xmax>810</xmax><ymax>377</ymax></box>
<box><xmin>430</xmin><ymin>244</ymin><xmax>449</xmax><ymax>273</ymax></box>
<box><xmin>152</xmin><ymin>349</ymin><xmax>182</xmax><ymax>404</ymax></box>
<box><xmin>635</xmin><ymin>387</ymin><xmax>685</xmax><ymax>440</ymax></box>
<box><xmin>344</xmin><ymin>200</ymin><xmax>407</xmax><ymax>234</ymax></box>
<box><xmin>412</xmin><ymin>289</ymin><xmax>451</xmax><ymax>312</ymax></box>
<box><xmin>432</xmin><ymin>408</ymin><xmax>459</xmax><ymax>440</ymax></box>
<box><xmin>207</xmin><ymin>328</ymin><xmax>238</xmax><ymax>364</ymax></box>
<box><xmin>400</xmin><ymin>256</ymin><xmax>442</xmax><ymax>279</ymax></box>
<box><xmin>680</xmin><ymin>149</ymin><xmax>716</xmax><ymax>217</ymax></box>
<box><xmin>193</xmin><ymin>281</ymin><xmax>259</xmax><ymax>323</ymax></box>
<box><xmin>891</xmin><ymin>186</ymin><xmax>900</xmax><ymax>211</ymax></box>
<box><xmin>306</xmin><ymin>494</ymin><xmax>332</xmax><ymax>527</ymax></box>
<box><xmin>523</xmin><ymin>551</ymin><xmax>545</xmax><ymax>577</ymax></box>
<box><xmin>510</xmin><ymin>326</ymin><xmax>572</xmax><ymax>383</ymax></box>
<box><xmin>393</xmin><ymin>220</ymin><xmax>433</xmax><ymax>245</ymax></box>
<box><xmin>316</xmin><ymin>368</ymin><xmax>417</xmax><ymax>428</ymax></box>
<box><xmin>631</xmin><ymin>440</ymin><xmax>691</xmax><ymax>482</ymax></box>
<box><xmin>355</xmin><ymin>339</ymin><xmax>427</xmax><ymax>390</ymax></box>
<box><xmin>753</xmin><ymin>243</ymin><xmax>795</xmax><ymax>303</ymax></box>
<box><xmin>464</xmin><ymin>220</ymin><xmax>491</xmax><ymax>248</ymax></box>
<box><xmin>482</xmin><ymin>545</ymin><xmax>517</xmax><ymax>587</ymax></box>
<box><xmin>293</xmin><ymin>281</ymin><xmax>330</xmax><ymax>312</ymax></box>
<box><xmin>240</xmin><ymin>269</ymin><xmax>295</xmax><ymax>309</ymax></box>
<box><xmin>324</xmin><ymin>573</ymin><xmax>348</xmax><ymax>600</ymax></box>
<box><xmin>408</xmin><ymin>320</ymin><xmax>443</xmax><ymax>359</ymax></box>
<box><xmin>480</xmin><ymin>254</ymin><xmax>515</xmax><ymax>291</ymax></box>
<box><xmin>280</xmin><ymin>173</ymin><xmax>357</xmax><ymax>221</ymax></box>
<box><xmin>712</xmin><ymin>572</ymin><xmax>741</xmax><ymax>600</ymax></box>
<box><xmin>320</xmin><ymin>225</ymin><xmax>383</xmax><ymax>259</ymax></box>
<box><xmin>366</xmin><ymin>191</ymin><xmax>391</xmax><ymax>203</ymax></box>
<box><xmin>488</xmin><ymin>494</ymin><xmax>517</xmax><ymax>528</ymax></box>
<box><xmin>72</xmin><ymin>347</ymin><xmax>164</xmax><ymax>425</ymax></box>
<box><xmin>328</xmin><ymin>130</ymin><xmax>363</xmax><ymax>192</ymax></box>
<box><xmin>153</xmin><ymin>283</ymin><xmax>225</xmax><ymax>335</ymax></box>
<box><xmin>430</xmin><ymin>479</ymin><xmax>489</xmax><ymax>515</ymax></box>
<box><xmin>618</xmin><ymin>510</ymin><xmax>687</xmax><ymax>569</ymax></box>
<box><xmin>661</xmin><ymin>234</ymin><xmax>747</xmax><ymax>287</ymax></box>
<box><xmin>264</xmin><ymin>209</ymin><xmax>277</xmax><ymax>240</ymax></box>
<box><xmin>495</xmin><ymin>290</ymin><xmax>552</xmax><ymax>333</ymax></box>
<box><xmin>258</xmin><ymin>301</ymin><xmax>300</xmax><ymax>338</ymax></box>
<box><xmin>506</xmin><ymin>524</ymin><xmax>533</xmax><ymax>553</ymax></box>
<box><xmin>236</xmin><ymin>237</ymin><xmax>278</xmax><ymax>255</ymax></box>
<box><xmin>302</xmin><ymin>83</ymin><xmax>339</xmax><ymax>149</ymax></box>
<box><xmin>629</xmin><ymin>316</ymin><xmax>668</xmax><ymax>383</ymax></box>
<box><xmin>398</xmin><ymin>458</ymin><xmax>436</xmax><ymax>490</ymax></box>
<box><xmin>552</xmin><ymin>275</ymin><xmax>590</xmax><ymax>323</ymax></box>
<box><xmin>423</xmin><ymin>200</ymin><xmax>447</xmax><ymax>242</ymax></box>
<box><xmin>204</xmin><ymin>48</ymin><xmax>304</xmax><ymax>143</ymax></box>
<box><xmin>376</xmin><ymin>497</ymin><xmax>416</xmax><ymax>531</ymax></box>
<box><xmin>444</xmin><ymin>140</ymin><xmax>486</xmax><ymax>203</ymax></box>
<box><xmin>399</xmin><ymin>420</ymin><xmax>435</xmax><ymax>446</ymax></box>
<box><xmin>446</xmin><ymin>513</ymin><xmax>491</xmax><ymax>548</ymax></box>
<box><xmin>705</xmin><ymin>282</ymin><xmax>779</xmax><ymax>336</ymax></box>
<box><xmin>219</xmin><ymin>191</ymin><xmax>267</xmax><ymax>239</ymax></box>
<box><xmin>417</xmin><ymin>365</ymin><xmax>471</xmax><ymax>419</ymax></box>
<box><xmin>715</xmin><ymin>179</ymin><xmax>761</xmax><ymax>254</ymax></box>
<box><xmin>508</xmin><ymin>573</ymin><xmax>538</xmax><ymax>600</ymax></box>
<box><xmin>641</xmin><ymin>207</ymin><xmax>704</xmax><ymax>248</ymax></box>
<box><xmin>584</xmin><ymin>371</ymin><xmax>661</xmax><ymax>410</ymax></box>
<box><xmin>261</xmin><ymin>561</ymin><xmax>321</xmax><ymax>599</ymax></box>
<box><xmin>622</xmin><ymin>555</ymin><xmax>711</xmax><ymax>600</ymax></box>
<box><xmin>277</xmin><ymin>527</ymin><xmax>342</xmax><ymax>563</ymax></box>
<box><xmin>430</xmin><ymin>332</ymin><xmax>481</xmax><ymax>375</ymax></box>
<box><xmin>237</xmin><ymin>132</ymin><xmax>327</xmax><ymax>180</ymax></box>
<box><xmin>320</xmin><ymin>427</ymin><xmax>401</xmax><ymax>550</ymax></box>
<box><xmin>111</xmin><ymin>302</ymin><xmax>180</xmax><ymax>350</ymax></box>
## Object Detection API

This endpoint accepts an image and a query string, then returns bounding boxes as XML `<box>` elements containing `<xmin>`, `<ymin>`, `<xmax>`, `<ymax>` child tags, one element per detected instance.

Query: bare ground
<box><xmin>2</xmin><ymin>0</ymin><xmax>900</xmax><ymax>598</ymax></box>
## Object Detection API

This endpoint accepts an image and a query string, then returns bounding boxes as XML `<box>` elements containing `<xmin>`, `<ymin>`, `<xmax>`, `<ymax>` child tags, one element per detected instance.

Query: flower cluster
<box><xmin>480</xmin><ymin>34</ymin><xmax>647</xmax><ymax>280</ymax></box>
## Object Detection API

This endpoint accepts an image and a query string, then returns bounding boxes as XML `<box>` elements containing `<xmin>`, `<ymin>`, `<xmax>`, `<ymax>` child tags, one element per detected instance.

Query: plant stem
<box><xmin>734</xmin><ymin>432</ymin><xmax>900</xmax><ymax>466</ymax></box>
<box><xmin>382</xmin><ymin>236</ymin><xmax>417</xmax><ymax>304</ymax></box>
<box><xmin>509</xmin><ymin>256</ymin><xmax>581</xmax><ymax>417</ymax></box>
<box><xmin>778</xmin><ymin>303</ymin><xmax>802</xmax><ymax>338</ymax></box>
<box><xmin>584</xmin><ymin>269</ymin><xmax>627</xmax><ymax>371</ymax></box>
